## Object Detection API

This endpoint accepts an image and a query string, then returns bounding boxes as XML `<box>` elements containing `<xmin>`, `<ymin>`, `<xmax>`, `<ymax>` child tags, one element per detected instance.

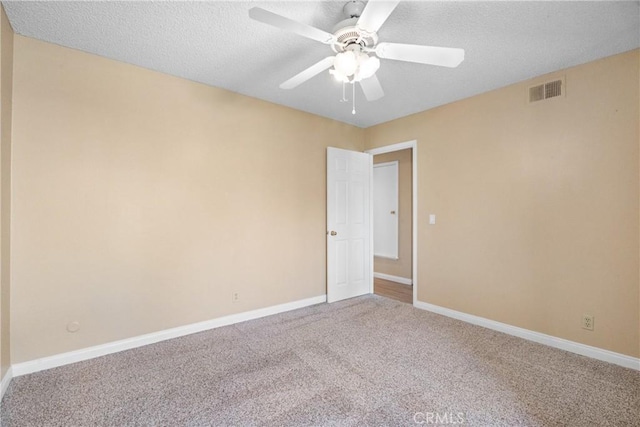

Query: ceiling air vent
<box><xmin>529</xmin><ymin>78</ymin><xmax>564</xmax><ymax>103</ymax></box>
<box><xmin>529</xmin><ymin>85</ymin><xmax>544</xmax><ymax>102</ymax></box>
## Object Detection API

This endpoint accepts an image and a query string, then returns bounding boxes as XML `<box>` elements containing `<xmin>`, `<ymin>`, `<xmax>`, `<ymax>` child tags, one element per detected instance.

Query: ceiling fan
<box><xmin>248</xmin><ymin>0</ymin><xmax>464</xmax><ymax>104</ymax></box>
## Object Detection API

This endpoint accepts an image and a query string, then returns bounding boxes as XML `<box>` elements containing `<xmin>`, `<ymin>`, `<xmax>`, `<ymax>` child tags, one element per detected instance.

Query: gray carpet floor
<box><xmin>1</xmin><ymin>295</ymin><xmax>639</xmax><ymax>426</ymax></box>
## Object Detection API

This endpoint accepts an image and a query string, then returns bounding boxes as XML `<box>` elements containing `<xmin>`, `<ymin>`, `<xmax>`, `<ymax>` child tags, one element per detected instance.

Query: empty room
<box><xmin>0</xmin><ymin>1</ymin><xmax>638</xmax><ymax>426</ymax></box>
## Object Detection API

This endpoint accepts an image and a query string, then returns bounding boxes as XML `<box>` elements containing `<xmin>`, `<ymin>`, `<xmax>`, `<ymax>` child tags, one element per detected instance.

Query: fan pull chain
<box><xmin>340</xmin><ymin>81</ymin><xmax>347</xmax><ymax>102</ymax></box>
<box><xmin>352</xmin><ymin>82</ymin><xmax>356</xmax><ymax>115</ymax></box>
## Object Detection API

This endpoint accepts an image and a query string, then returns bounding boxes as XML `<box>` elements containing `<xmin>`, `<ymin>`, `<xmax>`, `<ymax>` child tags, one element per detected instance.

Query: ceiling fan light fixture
<box><xmin>358</xmin><ymin>55</ymin><xmax>380</xmax><ymax>80</ymax></box>
<box><xmin>331</xmin><ymin>50</ymin><xmax>380</xmax><ymax>83</ymax></box>
<box><xmin>333</xmin><ymin>51</ymin><xmax>358</xmax><ymax>77</ymax></box>
<box><xmin>329</xmin><ymin>68</ymin><xmax>350</xmax><ymax>83</ymax></box>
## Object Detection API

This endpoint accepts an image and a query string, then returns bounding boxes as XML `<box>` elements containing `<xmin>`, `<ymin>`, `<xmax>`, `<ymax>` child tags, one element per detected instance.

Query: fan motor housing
<box><xmin>331</xmin><ymin>18</ymin><xmax>378</xmax><ymax>53</ymax></box>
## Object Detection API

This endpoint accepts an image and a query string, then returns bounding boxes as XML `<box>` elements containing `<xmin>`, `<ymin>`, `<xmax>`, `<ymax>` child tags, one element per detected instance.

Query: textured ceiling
<box><xmin>3</xmin><ymin>1</ymin><xmax>639</xmax><ymax>128</ymax></box>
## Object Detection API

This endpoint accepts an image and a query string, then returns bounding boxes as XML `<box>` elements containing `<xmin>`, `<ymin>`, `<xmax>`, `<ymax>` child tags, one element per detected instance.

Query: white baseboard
<box><xmin>414</xmin><ymin>300</ymin><xmax>640</xmax><ymax>371</ymax></box>
<box><xmin>374</xmin><ymin>272</ymin><xmax>412</xmax><ymax>285</ymax></box>
<box><xmin>12</xmin><ymin>295</ymin><xmax>327</xmax><ymax>377</ymax></box>
<box><xmin>1</xmin><ymin>367</ymin><xmax>12</xmax><ymax>401</ymax></box>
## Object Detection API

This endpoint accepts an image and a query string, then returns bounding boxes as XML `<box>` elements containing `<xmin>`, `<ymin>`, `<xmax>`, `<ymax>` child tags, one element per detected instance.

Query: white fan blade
<box><xmin>280</xmin><ymin>57</ymin><xmax>335</xmax><ymax>90</ymax></box>
<box><xmin>376</xmin><ymin>42</ymin><xmax>465</xmax><ymax>68</ymax></box>
<box><xmin>359</xmin><ymin>74</ymin><xmax>385</xmax><ymax>101</ymax></box>
<box><xmin>249</xmin><ymin>7</ymin><xmax>335</xmax><ymax>45</ymax></box>
<box><xmin>356</xmin><ymin>0</ymin><xmax>400</xmax><ymax>33</ymax></box>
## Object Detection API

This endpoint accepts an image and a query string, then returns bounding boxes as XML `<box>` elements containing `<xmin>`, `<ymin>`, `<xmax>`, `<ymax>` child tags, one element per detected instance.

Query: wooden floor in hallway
<box><xmin>374</xmin><ymin>277</ymin><xmax>412</xmax><ymax>304</ymax></box>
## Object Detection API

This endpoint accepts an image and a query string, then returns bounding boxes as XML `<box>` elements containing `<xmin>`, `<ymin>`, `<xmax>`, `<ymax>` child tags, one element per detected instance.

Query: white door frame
<box><xmin>365</xmin><ymin>140</ymin><xmax>418</xmax><ymax>306</ymax></box>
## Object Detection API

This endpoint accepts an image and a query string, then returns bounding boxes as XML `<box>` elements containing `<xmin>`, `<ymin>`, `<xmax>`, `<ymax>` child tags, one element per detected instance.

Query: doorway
<box><xmin>326</xmin><ymin>141</ymin><xmax>417</xmax><ymax>306</ymax></box>
<box><xmin>367</xmin><ymin>141</ymin><xmax>417</xmax><ymax>305</ymax></box>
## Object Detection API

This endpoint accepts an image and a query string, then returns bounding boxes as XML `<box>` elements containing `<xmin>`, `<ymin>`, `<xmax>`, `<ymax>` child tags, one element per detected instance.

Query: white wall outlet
<box><xmin>429</xmin><ymin>214</ymin><xmax>436</xmax><ymax>225</ymax></box>
<box><xmin>582</xmin><ymin>314</ymin><xmax>594</xmax><ymax>331</ymax></box>
<box><xmin>232</xmin><ymin>292</ymin><xmax>239</xmax><ymax>303</ymax></box>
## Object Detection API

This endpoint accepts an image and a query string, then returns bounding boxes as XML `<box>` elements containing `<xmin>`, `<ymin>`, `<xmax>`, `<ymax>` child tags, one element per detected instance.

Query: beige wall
<box><xmin>6</xmin><ymin>34</ymin><xmax>639</xmax><ymax>364</ymax></box>
<box><xmin>365</xmin><ymin>49</ymin><xmax>640</xmax><ymax>357</ymax></box>
<box><xmin>373</xmin><ymin>149</ymin><xmax>412</xmax><ymax>279</ymax></box>
<box><xmin>10</xmin><ymin>36</ymin><xmax>364</xmax><ymax>363</ymax></box>
<box><xmin>0</xmin><ymin>4</ymin><xmax>13</xmax><ymax>379</ymax></box>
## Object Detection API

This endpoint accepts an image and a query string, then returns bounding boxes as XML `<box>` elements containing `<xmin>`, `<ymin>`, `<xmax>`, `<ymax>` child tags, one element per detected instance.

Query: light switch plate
<box><xmin>429</xmin><ymin>214</ymin><xmax>436</xmax><ymax>225</ymax></box>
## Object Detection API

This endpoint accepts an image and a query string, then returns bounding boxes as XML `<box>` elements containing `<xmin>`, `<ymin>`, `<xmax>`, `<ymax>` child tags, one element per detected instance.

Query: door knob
<box><xmin>330</xmin><ymin>231</ymin><xmax>337</xmax><ymax>236</ymax></box>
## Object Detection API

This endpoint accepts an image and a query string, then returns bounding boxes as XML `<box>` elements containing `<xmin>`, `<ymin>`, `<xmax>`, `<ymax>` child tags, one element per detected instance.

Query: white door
<box><xmin>327</xmin><ymin>147</ymin><xmax>372</xmax><ymax>303</ymax></box>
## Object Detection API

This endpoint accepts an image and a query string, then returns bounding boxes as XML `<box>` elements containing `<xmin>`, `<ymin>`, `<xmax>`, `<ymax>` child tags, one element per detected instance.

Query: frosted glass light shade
<box><xmin>334</xmin><ymin>51</ymin><xmax>358</xmax><ymax>76</ymax></box>
<box><xmin>358</xmin><ymin>55</ymin><xmax>380</xmax><ymax>79</ymax></box>
<box><xmin>329</xmin><ymin>68</ymin><xmax>349</xmax><ymax>82</ymax></box>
